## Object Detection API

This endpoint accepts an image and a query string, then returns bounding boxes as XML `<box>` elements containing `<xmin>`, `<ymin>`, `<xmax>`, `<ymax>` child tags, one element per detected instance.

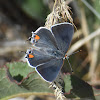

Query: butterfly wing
<box><xmin>51</xmin><ymin>22</ymin><xmax>74</xmax><ymax>54</ymax></box>
<box><xmin>26</xmin><ymin>23</ymin><xmax>74</xmax><ymax>82</ymax></box>
<box><xmin>31</xmin><ymin>27</ymin><xmax>58</xmax><ymax>50</ymax></box>
<box><xmin>26</xmin><ymin>48</ymin><xmax>54</xmax><ymax>68</ymax></box>
<box><xmin>36</xmin><ymin>58</ymin><xmax>63</xmax><ymax>82</ymax></box>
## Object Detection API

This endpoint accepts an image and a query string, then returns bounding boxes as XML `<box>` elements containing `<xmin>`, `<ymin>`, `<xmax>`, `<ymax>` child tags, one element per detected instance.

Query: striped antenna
<box><xmin>64</xmin><ymin>50</ymin><xmax>82</xmax><ymax>73</ymax></box>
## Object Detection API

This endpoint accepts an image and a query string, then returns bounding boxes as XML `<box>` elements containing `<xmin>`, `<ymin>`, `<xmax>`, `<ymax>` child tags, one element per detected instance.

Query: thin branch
<box><xmin>80</xmin><ymin>5</ymin><xmax>92</xmax><ymax>63</ymax></box>
<box><xmin>89</xmin><ymin>37</ymin><xmax>100</xmax><ymax>80</ymax></box>
<box><xmin>67</xmin><ymin>28</ymin><xmax>100</xmax><ymax>56</ymax></box>
<box><xmin>73</xmin><ymin>29</ymin><xmax>82</xmax><ymax>39</ymax></box>
<box><xmin>45</xmin><ymin>0</ymin><xmax>73</xmax><ymax>29</ymax></box>
<box><xmin>81</xmin><ymin>0</ymin><xmax>100</xmax><ymax>19</ymax></box>
<box><xmin>0</xmin><ymin>40</ymin><xmax>29</xmax><ymax>55</ymax></box>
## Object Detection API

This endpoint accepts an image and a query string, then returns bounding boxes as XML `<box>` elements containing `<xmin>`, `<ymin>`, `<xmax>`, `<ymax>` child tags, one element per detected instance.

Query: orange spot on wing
<box><xmin>35</xmin><ymin>35</ymin><xmax>40</xmax><ymax>40</ymax></box>
<box><xmin>28</xmin><ymin>54</ymin><xmax>34</xmax><ymax>58</ymax></box>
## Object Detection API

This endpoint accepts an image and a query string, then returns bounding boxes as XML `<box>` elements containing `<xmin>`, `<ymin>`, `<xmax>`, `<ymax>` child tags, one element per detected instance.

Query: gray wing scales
<box><xmin>36</xmin><ymin>58</ymin><xmax>63</xmax><ymax>82</ymax></box>
<box><xmin>51</xmin><ymin>23</ymin><xmax>74</xmax><ymax>54</ymax></box>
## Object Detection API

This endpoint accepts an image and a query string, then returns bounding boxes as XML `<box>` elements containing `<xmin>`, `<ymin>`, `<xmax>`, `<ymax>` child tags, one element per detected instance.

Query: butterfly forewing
<box><xmin>31</xmin><ymin>27</ymin><xmax>58</xmax><ymax>50</ymax></box>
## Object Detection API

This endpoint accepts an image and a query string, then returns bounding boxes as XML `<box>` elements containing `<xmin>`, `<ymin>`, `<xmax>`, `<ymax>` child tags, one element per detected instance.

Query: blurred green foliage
<box><xmin>94</xmin><ymin>0</ymin><xmax>100</xmax><ymax>25</ymax></box>
<box><xmin>17</xmin><ymin>0</ymin><xmax>50</xmax><ymax>22</ymax></box>
<box><xmin>84</xmin><ymin>0</ymin><xmax>100</xmax><ymax>32</ymax></box>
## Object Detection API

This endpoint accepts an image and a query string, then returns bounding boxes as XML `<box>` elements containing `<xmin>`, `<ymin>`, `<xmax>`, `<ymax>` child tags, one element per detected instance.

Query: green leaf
<box><xmin>0</xmin><ymin>62</ymin><xmax>99</xmax><ymax>100</ymax></box>
<box><xmin>0</xmin><ymin>62</ymin><xmax>53</xmax><ymax>100</ymax></box>
<box><xmin>21</xmin><ymin>0</ymin><xmax>50</xmax><ymax>21</ymax></box>
<box><xmin>64</xmin><ymin>74</ymin><xmax>95</xmax><ymax>99</ymax></box>
<box><xmin>7</xmin><ymin>62</ymin><xmax>33</xmax><ymax>80</ymax></box>
<box><xmin>63</xmin><ymin>74</ymin><xmax>72</xmax><ymax>93</ymax></box>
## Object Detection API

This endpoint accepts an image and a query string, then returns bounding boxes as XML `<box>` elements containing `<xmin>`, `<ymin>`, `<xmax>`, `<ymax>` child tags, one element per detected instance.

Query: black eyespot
<box><xmin>29</xmin><ymin>50</ymin><xmax>31</xmax><ymax>54</ymax></box>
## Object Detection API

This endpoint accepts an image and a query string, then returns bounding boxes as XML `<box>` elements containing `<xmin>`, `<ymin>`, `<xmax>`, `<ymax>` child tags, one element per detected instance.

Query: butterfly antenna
<box><xmin>19</xmin><ymin>51</ymin><xmax>27</xmax><ymax>54</ymax></box>
<box><xmin>65</xmin><ymin>50</ymin><xmax>82</xmax><ymax>73</ymax></box>
<box><xmin>26</xmin><ymin>36</ymin><xmax>32</xmax><ymax>41</ymax></box>
<box><xmin>66</xmin><ymin>57</ymin><xmax>73</xmax><ymax>73</ymax></box>
<box><xmin>26</xmin><ymin>31</ymin><xmax>34</xmax><ymax>41</ymax></box>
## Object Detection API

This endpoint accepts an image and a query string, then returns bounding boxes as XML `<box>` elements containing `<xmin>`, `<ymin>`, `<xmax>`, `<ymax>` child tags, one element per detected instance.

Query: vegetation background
<box><xmin>0</xmin><ymin>0</ymin><xmax>100</xmax><ymax>100</ymax></box>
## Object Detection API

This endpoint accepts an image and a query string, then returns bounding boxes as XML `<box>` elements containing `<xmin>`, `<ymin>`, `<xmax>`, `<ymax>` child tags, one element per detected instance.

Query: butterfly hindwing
<box><xmin>26</xmin><ymin>49</ymin><xmax>54</xmax><ymax>68</ymax></box>
<box><xmin>36</xmin><ymin>58</ymin><xmax>63</xmax><ymax>82</ymax></box>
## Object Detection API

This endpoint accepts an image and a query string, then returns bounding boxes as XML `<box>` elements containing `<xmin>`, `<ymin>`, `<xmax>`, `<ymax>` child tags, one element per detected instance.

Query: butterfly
<box><xmin>25</xmin><ymin>22</ymin><xmax>74</xmax><ymax>82</ymax></box>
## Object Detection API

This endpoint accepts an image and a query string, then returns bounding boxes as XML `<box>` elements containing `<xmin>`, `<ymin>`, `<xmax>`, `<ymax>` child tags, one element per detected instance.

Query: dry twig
<box><xmin>89</xmin><ymin>37</ymin><xmax>100</xmax><ymax>80</ymax></box>
<box><xmin>67</xmin><ymin>28</ymin><xmax>100</xmax><ymax>56</ymax></box>
<box><xmin>45</xmin><ymin>0</ymin><xmax>73</xmax><ymax>99</ymax></box>
<box><xmin>81</xmin><ymin>0</ymin><xmax>100</xmax><ymax>19</ymax></box>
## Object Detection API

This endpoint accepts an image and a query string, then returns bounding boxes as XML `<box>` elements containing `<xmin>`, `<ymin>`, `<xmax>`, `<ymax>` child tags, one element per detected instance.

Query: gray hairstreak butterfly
<box><xmin>25</xmin><ymin>22</ymin><xmax>74</xmax><ymax>82</ymax></box>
